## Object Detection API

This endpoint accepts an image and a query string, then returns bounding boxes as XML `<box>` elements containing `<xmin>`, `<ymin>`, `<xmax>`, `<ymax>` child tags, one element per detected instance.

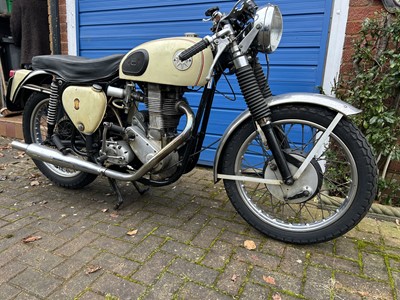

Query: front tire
<box><xmin>221</xmin><ymin>105</ymin><xmax>377</xmax><ymax>244</ymax></box>
<box><xmin>23</xmin><ymin>92</ymin><xmax>97</xmax><ymax>189</ymax></box>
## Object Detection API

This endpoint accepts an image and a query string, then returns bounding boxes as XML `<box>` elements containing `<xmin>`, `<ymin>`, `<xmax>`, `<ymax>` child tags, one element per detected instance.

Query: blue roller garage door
<box><xmin>77</xmin><ymin>0</ymin><xmax>333</xmax><ymax>165</ymax></box>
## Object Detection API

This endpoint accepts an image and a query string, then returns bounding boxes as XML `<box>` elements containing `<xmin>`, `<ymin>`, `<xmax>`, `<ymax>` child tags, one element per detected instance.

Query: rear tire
<box><xmin>23</xmin><ymin>92</ymin><xmax>97</xmax><ymax>189</ymax></box>
<box><xmin>221</xmin><ymin>105</ymin><xmax>377</xmax><ymax>244</ymax></box>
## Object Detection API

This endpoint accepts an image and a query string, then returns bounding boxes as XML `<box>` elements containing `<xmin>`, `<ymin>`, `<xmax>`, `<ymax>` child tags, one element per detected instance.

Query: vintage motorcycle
<box><xmin>6</xmin><ymin>0</ymin><xmax>377</xmax><ymax>244</ymax></box>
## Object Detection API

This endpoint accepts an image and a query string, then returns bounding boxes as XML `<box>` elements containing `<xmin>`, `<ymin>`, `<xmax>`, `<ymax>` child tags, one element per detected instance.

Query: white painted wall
<box><xmin>322</xmin><ymin>0</ymin><xmax>350</xmax><ymax>95</ymax></box>
<box><xmin>66</xmin><ymin>0</ymin><xmax>77</xmax><ymax>55</ymax></box>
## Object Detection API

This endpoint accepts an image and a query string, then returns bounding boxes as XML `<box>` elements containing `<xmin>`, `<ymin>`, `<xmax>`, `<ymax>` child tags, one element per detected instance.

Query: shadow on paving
<box><xmin>0</xmin><ymin>136</ymin><xmax>399</xmax><ymax>300</ymax></box>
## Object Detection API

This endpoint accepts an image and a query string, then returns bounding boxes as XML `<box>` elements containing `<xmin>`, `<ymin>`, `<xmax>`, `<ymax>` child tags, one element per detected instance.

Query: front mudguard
<box><xmin>5</xmin><ymin>70</ymin><xmax>52</xmax><ymax>111</ymax></box>
<box><xmin>213</xmin><ymin>92</ymin><xmax>361</xmax><ymax>182</ymax></box>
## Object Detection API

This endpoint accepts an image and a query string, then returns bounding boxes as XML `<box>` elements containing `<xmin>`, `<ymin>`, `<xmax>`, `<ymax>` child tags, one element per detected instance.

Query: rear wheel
<box><xmin>221</xmin><ymin>105</ymin><xmax>377</xmax><ymax>244</ymax></box>
<box><xmin>23</xmin><ymin>92</ymin><xmax>97</xmax><ymax>188</ymax></box>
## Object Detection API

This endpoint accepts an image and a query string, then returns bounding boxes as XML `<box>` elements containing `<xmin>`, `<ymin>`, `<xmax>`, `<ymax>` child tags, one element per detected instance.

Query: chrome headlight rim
<box><xmin>255</xmin><ymin>4</ymin><xmax>283</xmax><ymax>54</ymax></box>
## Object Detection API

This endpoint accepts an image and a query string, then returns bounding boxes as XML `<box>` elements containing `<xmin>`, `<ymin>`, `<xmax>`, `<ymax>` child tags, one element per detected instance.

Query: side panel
<box><xmin>62</xmin><ymin>86</ymin><xmax>107</xmax><ymax>134</ymax></box>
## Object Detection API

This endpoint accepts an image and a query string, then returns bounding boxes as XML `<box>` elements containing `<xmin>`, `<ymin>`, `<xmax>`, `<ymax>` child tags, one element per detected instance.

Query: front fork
<box><xmin>232</xmin><ymin>43</ymin><xmax>294</xmax><ymax>185</ymax></box>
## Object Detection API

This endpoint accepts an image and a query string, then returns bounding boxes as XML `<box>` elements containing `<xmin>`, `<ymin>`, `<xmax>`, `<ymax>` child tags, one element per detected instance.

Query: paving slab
<box><xmin>0</xmin><ymin>136</ymin><xmax>399</xmax><ymax>299</ymax></box>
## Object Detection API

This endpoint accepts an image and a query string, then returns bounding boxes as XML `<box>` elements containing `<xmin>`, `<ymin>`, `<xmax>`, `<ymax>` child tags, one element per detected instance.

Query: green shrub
<box><xmin>334</xmin><ymin>12</ymin><xmax>400</xmax><ymax>206</ymax></box>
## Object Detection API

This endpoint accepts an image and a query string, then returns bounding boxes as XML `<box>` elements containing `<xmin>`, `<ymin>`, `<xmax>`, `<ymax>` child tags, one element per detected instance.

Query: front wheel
<box><xmin>221</xmin><ymin>105</ymin><xmax>377</xmax><ymax>244</ymax></box>
<box><xmin>23</xmin><ymin>92</ymin><xmax>97</xmax><ymax>189</ymax></box>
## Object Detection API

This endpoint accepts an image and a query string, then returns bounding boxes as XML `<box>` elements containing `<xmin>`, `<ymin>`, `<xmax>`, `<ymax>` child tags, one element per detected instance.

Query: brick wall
<box><xmin>58</xmin><ymin>0</ymin><xmax>67</xmax><ymax>54</ymax></box>
<box><xmin>340</xmin><ymin>0</ymin><xmax>384</xmax><ymax>76</ymax></box>
<box><xmin>58</xmin><ymin>0</ymin><xmax>68</xmax><ymax>54</ymax></box>
<box><xmin>341</xmin><ymin>1</ymin><xmax>399</xmax><ymax>174</ymax></box>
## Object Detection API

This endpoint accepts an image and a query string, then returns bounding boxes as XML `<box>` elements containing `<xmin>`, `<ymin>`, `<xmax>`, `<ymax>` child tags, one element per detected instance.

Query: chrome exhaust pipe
<box><xmin>11</xmin><ymin>101</ymin><xmax>194</xmax><ymax>181</ymax></box>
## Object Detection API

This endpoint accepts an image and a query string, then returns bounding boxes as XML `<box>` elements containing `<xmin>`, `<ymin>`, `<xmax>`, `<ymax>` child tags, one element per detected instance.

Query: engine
<box><xmin>104</xmin><ymin>83</ymin><xmax>187</xmax><ymax>180</ymax></box>
<box><xmin>145</xmin><ymin>83</ymin><xmax>185</xmax><ymax>145</ymax></box>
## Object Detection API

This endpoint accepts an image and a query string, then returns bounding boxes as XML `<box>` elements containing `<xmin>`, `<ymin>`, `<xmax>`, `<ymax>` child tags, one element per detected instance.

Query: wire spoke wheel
<box><xmin>221</xmin><ymin>105</ymin><xmax>377</xmax><ymax>244</ymax></box>
<box><xmin>23</xmin><ymin>92</ymin><xmax>97</xmax><ymax>188</ymax></box>
<box><xmin>29</xmin><ymin>97</ymin><xmax>81</xmax><ymax>178</ymax></box>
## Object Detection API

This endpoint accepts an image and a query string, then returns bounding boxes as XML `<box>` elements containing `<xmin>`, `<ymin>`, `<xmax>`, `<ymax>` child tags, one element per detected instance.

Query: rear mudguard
<box><xmin>5</xmin><ymin>70</ymin><xmax>52</xmax><ymax>111</ymax></box>
<box><xmin>213</xmin><ymin>92</ymin><xmax>361</xmax><ymax>182</ymax></box>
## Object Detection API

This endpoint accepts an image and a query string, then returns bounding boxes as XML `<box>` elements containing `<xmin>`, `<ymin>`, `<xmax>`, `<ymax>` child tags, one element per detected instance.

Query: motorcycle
<box><xmin>6</xmin><ymin>0</ymin><xmax>377</xmax><ymax>244</ymax></box>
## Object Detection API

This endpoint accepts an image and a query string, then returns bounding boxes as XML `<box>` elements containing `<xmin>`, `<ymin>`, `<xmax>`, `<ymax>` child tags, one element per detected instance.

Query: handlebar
<box><xmin>178</xmin><ymin>39</ymin><xmax>210</xmax><ymax>61</ymax></box>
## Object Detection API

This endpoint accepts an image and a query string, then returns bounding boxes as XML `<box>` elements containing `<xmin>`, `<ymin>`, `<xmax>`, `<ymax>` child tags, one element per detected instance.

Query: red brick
<box><xmin>0</xmin><ymin>122</ymin><xmax>6</xmax><ymax>137</ymax></box>
<box><xmin>61</xmin><ymin>42</ymin><xmax>68</xmax><ymax>55</ymax></box>
<box><xmin>350</xmin><ymin>0</ymin><xmax>371</xmax><ymax>7</ymax></box>
<box><xmin>59</xmin><ymin>1</ymin><xmax>68</xmax><ymax>48</ymax></box>
<box><xmin>5</xmin><ymin>123</ymin><xmax>15</xmax><ymax>139</ymax></box>
<box><xmin>346</xmin><ymin>21</ymin><xmax>363</xmax><ymax>35</ymax></box>
<box><xmin>339</xmin><ymin>63</ymin><xmax>355</xmax><ymax>76</ymax></box>
<box><xmin>348</xmin><ymin>6</ymin><xmax>383</xmax><ymax>21</ymax></box>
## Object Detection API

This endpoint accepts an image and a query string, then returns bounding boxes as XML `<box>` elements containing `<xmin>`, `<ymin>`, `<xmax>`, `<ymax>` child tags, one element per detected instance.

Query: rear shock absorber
<box><xmin>232</xmin><ymin>43</ymin><xmax>294</xmax><ymax>185</ymax></box>
<box><xmin>46</xmin><ymin>79</ymin><xmax>59</xmax><ymax>139</ymax></box>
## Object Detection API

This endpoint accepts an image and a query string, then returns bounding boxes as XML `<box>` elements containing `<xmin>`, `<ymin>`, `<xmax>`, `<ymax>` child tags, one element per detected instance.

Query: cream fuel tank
<box><xmin>119</xmin><ymin>37</ymin><xmax>214</xmax><ymax>87</ymax></box>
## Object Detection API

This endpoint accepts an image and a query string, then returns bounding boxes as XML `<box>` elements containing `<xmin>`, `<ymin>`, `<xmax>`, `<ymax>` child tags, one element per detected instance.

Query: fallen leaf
<box><xmin>85</xmin><ymin>265</ymin><xmax>102</xmax><ymax>275</ymax></box>
<box><xmin>231</xmin><ymin>274</ymin><xmax>239</xmax><ymax>282</ymax></box>
<box><xmin>30</xmin><ymin>180</ymin><xmax>40</xmax><ymax>186</ymax></box>
<box><xmin>272</xmin><ymin>292</ymin><xmax>282</xmax><ymax>300</ymax></box>
<box><xmin>101</xmin><ymin>208</ymin><xmax>109</xmax><ymax>213</ymax></box>
<box><xmin>0</xmin><ymin>153</ymin><xmax>4</xmax><ymax>158</ymax></box>
<box><xmin>110</xmin><ymin>213</ymin><xmax>119</xmax><ymax>218</ymax></box>
<box><xmin>127</xmin><ymin>229</ymin><xmax>138</xmax><ymax>236</ymax></box>
<box><xmin>0</xmin><ymin>164</ymin><xmax>6</xmax><ymax>170</ymax></box>
<box><xmin>28</xmin><ymin>173</ymin><xmax>41</xmax><ymax>180</ymax></box>
<box><xmin>244</xmin><ymin>240</ymin><xmax>257</xmax><ymax>250</ymax></box>
<box><xmin>13</xmin><ymin>151</ymin><xmax>25</xmax><ymax>159</ymax></box>
<box><xmin>358</xmin><ymin>291</ymin><xmax>370</xmax><ymax>297</ymax></box>
<box><xmin>22</xmin><ymin>235</ymin><xmax>42</xmax><ymax>243</ymax></box>
<box><xmin>263</xmin><ymin>275</ymin><xmax>276</xmax><ymax>285</ymax></box>
<box><xmin>0</xmin><ymin>144</ymin><xmax>11</xmax><ymax>150</ymax></box>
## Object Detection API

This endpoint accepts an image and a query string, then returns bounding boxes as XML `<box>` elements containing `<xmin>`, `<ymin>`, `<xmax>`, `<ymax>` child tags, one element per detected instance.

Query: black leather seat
<box><xmin>32</xmin><ymin>54</ymin><xmax>124</xmax><ymax>82</ymax></box>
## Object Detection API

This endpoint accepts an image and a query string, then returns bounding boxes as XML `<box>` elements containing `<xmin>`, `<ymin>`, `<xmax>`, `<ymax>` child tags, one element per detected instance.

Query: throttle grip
<box><xmin>179</xmin><ymin>39</ymin><xmax>209</xmax><ymax>61</ymax></box>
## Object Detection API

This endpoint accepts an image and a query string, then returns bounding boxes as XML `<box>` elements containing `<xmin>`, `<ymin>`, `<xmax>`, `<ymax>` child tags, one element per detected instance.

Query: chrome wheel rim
<box><xmin>234</xmin><ymin>119</ymin><xmax>358</xmax><ymax>232</ymax></box>
<box><xmin>30</xmin><ymin>98</ymin><xmax>81</xmax><ymax>178</ymax></box>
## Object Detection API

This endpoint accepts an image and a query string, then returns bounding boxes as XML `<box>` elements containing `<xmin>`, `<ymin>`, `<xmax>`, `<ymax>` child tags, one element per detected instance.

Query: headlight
<box><xmin>254</xmin><ymin>5</ymin><xmax>283</xmax><ymax>53</ymax></box>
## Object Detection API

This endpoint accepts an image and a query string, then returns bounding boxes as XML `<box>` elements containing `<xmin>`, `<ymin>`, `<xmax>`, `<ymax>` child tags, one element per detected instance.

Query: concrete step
<box><xmin>0</xmin><ymin>114</ymin><xmax>23</xmax><ymax>139</ymax></box>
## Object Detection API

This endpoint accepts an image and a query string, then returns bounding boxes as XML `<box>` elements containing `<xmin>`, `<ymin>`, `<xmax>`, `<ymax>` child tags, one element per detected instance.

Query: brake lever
<box><xmin>206</xmin><ymin>36</ymin><xmax>230</xmax><ymax>81</ymax></box>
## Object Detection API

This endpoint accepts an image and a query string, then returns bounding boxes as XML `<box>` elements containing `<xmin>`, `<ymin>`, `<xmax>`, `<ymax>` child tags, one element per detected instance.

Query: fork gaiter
<box><xmin>236</xmin><ymin>65</ymin><xmax>270</xmax><ymax>121</ymax></box>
